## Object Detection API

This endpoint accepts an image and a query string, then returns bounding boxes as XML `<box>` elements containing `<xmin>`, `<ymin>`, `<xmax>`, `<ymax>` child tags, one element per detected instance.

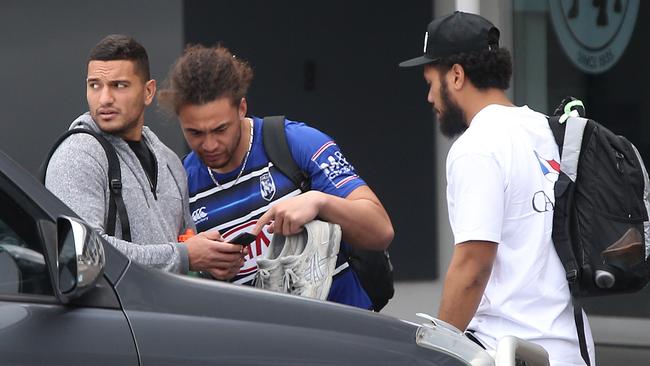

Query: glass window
<box><xmin>0</xmin><ymin>190</ymin><xmax>53</xmax><ymax>297</ymax></box>
<box><xmin>514</xmin><ymin>0</ymin><xmax>650</xmax><ymax>318</ymax></box>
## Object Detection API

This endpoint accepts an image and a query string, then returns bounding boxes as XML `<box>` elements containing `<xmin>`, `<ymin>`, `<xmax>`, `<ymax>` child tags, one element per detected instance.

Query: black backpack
<box><xmin>549</xmin><ymin>98</ymin><xmax>650</xmax><ymax>297</ymax></box>
<box><xmin>39</xmin><ymin>129</ymin><xmax>132</xmax><ymax>241</ymax></box>
<box><xmin>263</xmin><ymin>116</ymin><xmax>395</xmax><ymax>312</ymax></box>
<box><xmin>549</xmin><ymin>98</ymin><xmax>650</xmax><ymax>365</ymax></box>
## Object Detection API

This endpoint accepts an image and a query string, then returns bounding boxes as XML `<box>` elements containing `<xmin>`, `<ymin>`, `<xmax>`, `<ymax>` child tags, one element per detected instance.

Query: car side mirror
<box><xmin>56</xmin><ymin>216</ymin><xmax>105</xmax><ymax>302</ymax></box>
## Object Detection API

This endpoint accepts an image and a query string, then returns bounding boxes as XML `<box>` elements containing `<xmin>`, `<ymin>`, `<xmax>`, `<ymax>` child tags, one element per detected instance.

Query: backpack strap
<box><xmin>550</xmin><ymin>116</ymin><xmax>588</xmax><ymax>182</ymax></box>
<box><xmin>573</xmin><ymin>301</ymin><xmax>592</xmax><ymax>366</ymax></box>
<box><xmin>547</xmin><ymin>116</ymin><xmax>582</xmax><ymax>283</ymax></box>
<box><xmin>549</xmin><ymin>101</ymin><xmax>590</xmax><ymax>288</ymax></box>
<box><xmin>550</xmin><ymin>96</ymin><xmax>588</xmax><ymax>179</ymax></box>
<box><xmin>548</xmin><ymin>114</ymin><xmax>592</xmax><ymax>366</ymax></box>
<box><xmin>262</xmin><ymin>116</ymin><xmax>311</xmax><ymax>192</ymax></box>
<box><xmin>548</xmin><ymin>116</ymin><xmax>566</xmax><ymax>158</ymax></box>
<box><xmin>40</xmin><ymin>129</ymin><xmax>132</xmax><ymax>241</ymax></box>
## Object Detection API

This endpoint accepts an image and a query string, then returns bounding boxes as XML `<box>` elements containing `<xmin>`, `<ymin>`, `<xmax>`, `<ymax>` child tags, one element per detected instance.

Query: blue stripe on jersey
<box><xmin>185</xmin><ymin>117</ymin><xmax>371</xmax><ymax>310</ymax></box>
<box><xmin>190</xmin><ymin>165</ymin><xmax>298</xmax><ymax>233</ymax></box>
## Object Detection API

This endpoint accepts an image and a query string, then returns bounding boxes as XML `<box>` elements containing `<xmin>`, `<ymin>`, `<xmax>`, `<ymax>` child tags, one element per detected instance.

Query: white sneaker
<box><xmin>254</xmin><ymin>226</ymin><xmax>305</xmax><ymax>292</ymax></box>
<box><xmin>280</xmin><ymin>220</ymin><xmax>341</xmax><ymax>300</ymax></box>
<box><xmin>254</xmin><ymin>258</ymin><xmax>284</xmax><ymax>292</ymax></box>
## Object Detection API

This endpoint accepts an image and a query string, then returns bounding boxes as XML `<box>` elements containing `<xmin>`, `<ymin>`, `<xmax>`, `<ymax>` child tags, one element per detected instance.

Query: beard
<box><xmin>437</xmin><ymin>79</ymin><xmax>467</xmax><ymax>139</ymax></box>
<box><xmin>91</xmin><ymin>110</ymin><xmax>142</xmax><ymax>140</ymax></box>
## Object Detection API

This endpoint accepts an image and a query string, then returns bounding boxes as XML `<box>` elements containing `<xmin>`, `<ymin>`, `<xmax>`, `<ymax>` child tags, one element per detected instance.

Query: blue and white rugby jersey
<box><xmin>185</xmin><ymin>117</ymin><xmax>372</xmax><ymax>309</ymax></box>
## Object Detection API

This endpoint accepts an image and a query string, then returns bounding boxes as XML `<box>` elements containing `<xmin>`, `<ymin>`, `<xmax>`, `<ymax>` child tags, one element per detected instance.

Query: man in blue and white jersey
<box><xmin>159</xmin><ymin>45</ymin><xmax>394</xmax><ymax>309</ymax></box>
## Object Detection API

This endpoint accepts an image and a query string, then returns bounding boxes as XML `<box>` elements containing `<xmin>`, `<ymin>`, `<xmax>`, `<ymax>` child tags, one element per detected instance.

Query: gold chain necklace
<box><xmin>207</xmin><ymin>118</ymin><xmax>254</xmax><ymax>190</ymax></box>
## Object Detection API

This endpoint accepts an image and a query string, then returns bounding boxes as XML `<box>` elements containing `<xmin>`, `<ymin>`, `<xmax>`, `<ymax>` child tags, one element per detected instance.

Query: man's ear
<box><xmin>239</xmin><ymin>97</ymin><xmax>248</xmax><ymax>118</ymax></box>
<box><xmin>144</xmin><ymin>79</ymin><xmax>157</xmax><ymax>106</ymax></box>
<box><xmin>449</xmin><ymin>64</ymin><xmax>465</xmax><ymax>91</ymax></box>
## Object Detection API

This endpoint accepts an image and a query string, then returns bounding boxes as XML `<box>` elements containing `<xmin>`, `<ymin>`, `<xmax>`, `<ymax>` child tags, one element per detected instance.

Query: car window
<box><xmin>0</xmin><ymin>190</ymin><xmax>53</xmax><ymax>297</ymax></box>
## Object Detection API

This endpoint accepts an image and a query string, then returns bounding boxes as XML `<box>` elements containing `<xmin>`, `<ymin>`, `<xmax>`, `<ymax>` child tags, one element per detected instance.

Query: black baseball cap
<box><xmin>399</xmin><ymin>11</ymin><xmax>500</xmax><ymax>68</ymax></box>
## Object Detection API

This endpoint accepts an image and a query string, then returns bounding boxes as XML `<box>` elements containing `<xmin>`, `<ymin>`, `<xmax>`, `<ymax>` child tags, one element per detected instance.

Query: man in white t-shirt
<box><xmin>399</xmin><ymin>11</ymin><xmax>595</xmax><ymax>366</ymax></box>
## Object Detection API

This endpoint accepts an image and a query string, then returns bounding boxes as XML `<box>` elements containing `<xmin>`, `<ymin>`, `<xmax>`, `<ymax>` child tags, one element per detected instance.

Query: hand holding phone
<box><xmin>229</xmin><ymin>232</ymin><xmax>257</xmax><ymax>246</ymax></box>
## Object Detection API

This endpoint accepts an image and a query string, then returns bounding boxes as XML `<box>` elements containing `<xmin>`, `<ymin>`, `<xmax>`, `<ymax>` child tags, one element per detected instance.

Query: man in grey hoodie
<box><xmin>45</xmin><ymin>34</ymin><xmax>245</xmax><ymax>277</ymax></box>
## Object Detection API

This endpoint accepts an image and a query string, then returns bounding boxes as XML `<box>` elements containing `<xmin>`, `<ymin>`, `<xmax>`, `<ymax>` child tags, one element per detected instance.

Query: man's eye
<box><xmin>88</xmin><ymin>83</ymin><xmax>99</xmax><ymax>89</ymax></box>
<box><xmin>116</xmin><ymin>82</ymin><xmax>128</xmax><ymax>88</ymax></box>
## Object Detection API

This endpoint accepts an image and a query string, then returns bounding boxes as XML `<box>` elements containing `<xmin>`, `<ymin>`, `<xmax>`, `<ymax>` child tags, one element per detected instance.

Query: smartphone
<box><xmin>229</xmin><ymin>232</ymin><xmax>257</xmax><ymax>246</ymax></box>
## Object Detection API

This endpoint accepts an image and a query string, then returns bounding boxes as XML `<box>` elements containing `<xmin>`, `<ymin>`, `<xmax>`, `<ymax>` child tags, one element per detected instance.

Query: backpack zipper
<box><xmin>615</xmin><ymin>149</ymin><xmax>634</xmax><ymax>219</ymax></box>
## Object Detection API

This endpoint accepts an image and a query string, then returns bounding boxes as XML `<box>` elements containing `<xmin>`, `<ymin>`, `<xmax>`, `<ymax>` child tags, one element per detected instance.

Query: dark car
<box><xmin>0</xmin><ymin>149</ymin><xmax>547</xmax><ymax>366</ymax></box>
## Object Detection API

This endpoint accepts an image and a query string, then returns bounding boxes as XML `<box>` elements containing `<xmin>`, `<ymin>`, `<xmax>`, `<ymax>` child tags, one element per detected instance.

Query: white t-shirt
<box><xmin>446</xmin><ymin>104</ymin><xmax>595</xmax><ymax>366</ymax></box>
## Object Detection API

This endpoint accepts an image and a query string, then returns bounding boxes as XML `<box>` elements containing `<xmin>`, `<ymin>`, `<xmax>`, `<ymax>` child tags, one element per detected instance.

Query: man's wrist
<box><xmin>175</xmin><ymin>242</ymin><xmax>190</xmax><ymax>274</ymax></box>
<box><xmin>309</xmin><ymin>190</ymin><xmax>328</xmax><ymax>211</ymax></box>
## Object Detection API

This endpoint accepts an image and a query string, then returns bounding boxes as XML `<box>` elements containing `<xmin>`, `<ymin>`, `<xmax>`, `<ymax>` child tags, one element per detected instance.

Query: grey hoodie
<box><xmin>45</xmin><ymin>113</ymin><xmax>192</xmax><ymax>273</ymax></box>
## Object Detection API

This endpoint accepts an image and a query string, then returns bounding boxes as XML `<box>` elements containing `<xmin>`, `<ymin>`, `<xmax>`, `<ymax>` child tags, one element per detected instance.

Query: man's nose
<box><xmin>99</xmin><ymin>86</ymin><xmax>114</xmax><ymax>105</ymax></box>
<box><xmin>202</xmin><ymin>134</ymin><xmax>220</xmax><ymax>152</ymax></box>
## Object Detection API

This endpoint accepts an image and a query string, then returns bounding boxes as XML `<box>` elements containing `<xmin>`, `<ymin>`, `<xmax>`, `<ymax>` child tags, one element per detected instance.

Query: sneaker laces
<box><xmin>282</xmin><ymin>268</ymin><xmax>306</xmax><ymax>295</ymax></box>
<box><xmin>255</xmin><ymin>268</ymin><xmax>271</xmax><ymax>289</ymax></box>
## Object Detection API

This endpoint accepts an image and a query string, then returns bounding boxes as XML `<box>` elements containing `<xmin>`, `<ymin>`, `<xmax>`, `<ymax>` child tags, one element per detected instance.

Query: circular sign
<box><xmin>549</xmin><ymin>0</ymin><xmax>639</xmax><ymax>74</ymax></box>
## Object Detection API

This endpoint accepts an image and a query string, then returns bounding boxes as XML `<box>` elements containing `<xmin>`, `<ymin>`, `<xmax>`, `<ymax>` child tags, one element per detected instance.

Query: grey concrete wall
<box><xmin>0</xmin><ymin>0</ymin><xmax>185</xmax><ymax>174</ymax></box>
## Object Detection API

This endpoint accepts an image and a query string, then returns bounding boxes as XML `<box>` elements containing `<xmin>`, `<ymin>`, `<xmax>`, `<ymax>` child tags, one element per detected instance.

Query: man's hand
<box><xmin>251</xmin><ymin>186</ymin><xmax>393</xmax><ymax>251</ymax></box>
<box><xmin>252</xmin><ymin>191</ymin><xmax>324</xmax><ymax>236</ymax></box>
<box><xmin>184</xmin><ymin>230</ymin><xmax>247</xmax><ymax>280</ymax></box>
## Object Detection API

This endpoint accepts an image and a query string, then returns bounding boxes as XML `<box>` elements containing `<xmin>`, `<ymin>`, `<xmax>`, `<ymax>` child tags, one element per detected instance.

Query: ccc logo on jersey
<box><xmin>191</xmin><ymin>206</ymin><xmax>208</xmax><ymax>224</ymax></box>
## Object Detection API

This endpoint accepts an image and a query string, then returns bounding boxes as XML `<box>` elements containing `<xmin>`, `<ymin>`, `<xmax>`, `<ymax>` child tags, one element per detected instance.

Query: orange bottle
<box><xmin>178</xmin><ymin>228</ymin><xmax>196</xmax><ymax>242</ymax></box>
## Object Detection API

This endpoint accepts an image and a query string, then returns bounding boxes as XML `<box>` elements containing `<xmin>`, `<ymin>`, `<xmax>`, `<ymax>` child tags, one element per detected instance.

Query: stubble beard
<box><xmin>92</xmin><ymin>110</ymin><xmax>143</xmax><ymax>140</ymax></box>
<box><xmin>203</xmin><ymin>123</ymin><xmax>243</xmax><ymax>171</ymax></box>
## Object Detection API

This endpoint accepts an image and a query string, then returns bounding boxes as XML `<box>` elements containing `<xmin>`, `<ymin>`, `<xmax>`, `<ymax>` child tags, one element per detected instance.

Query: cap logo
<box><xmin>423</xmin><ymin>31</ymin><xmax>428</xmax><ymax>53</ymax></box>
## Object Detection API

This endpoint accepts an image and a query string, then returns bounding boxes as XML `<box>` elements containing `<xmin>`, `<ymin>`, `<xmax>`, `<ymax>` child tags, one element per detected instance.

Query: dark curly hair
<box><xmin>432</xmin><ymin>47</ymin><xmax>512</xmax><ymax>90</ymax></box>
<box><xmin>88</xmin><ymin>34</ymin><xmax>150</xmax><ymax>82</ymax></box>
<box><xmin>158</xmin><ymin>44</ymin><xmax>253</xmax><ymax>114</ymax></box>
